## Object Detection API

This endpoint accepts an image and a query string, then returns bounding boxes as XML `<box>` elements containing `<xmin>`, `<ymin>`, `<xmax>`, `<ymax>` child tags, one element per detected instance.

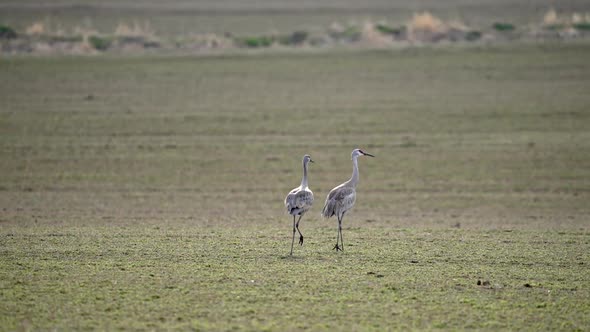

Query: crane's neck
<box><xmin>346</xmin><ymin>155</ymin><xmax>360</xmax><ymax>188</ymax></box>
<box><xmin>300</xmin><ymin>159</ymin><xmax>309</xmax><ymax>188</ymax></box>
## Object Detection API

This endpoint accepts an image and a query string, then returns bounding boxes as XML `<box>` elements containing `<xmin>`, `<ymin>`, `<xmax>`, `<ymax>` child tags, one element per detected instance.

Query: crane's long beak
<box><xmin>309</xmin><ymin>159</ymin><xmax>315</xmax><ymax>163</ymax></box>
<box><xmin>363</xmin><ymin>152</ymin><xmax>375</xmax><ymax>157</ymax></box>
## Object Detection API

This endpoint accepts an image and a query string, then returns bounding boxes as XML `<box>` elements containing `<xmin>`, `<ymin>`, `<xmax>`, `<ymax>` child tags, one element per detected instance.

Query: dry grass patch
<box><xmin>409</xmin><ymin>12</ymin><xmax>446</xmax><ymax>33</ymax></box>
<box><xmin>542</xmin><ymin>8</ymin><xmax>590</xmax><ymax>29</ymax></box>
<box><xmin>25</xmin><ymin>22</ymin><xmax>46</xmax><ymax>35</ymax></box>
<box><xmin>405</xmin><ymin>12</ymin><xmax>475</xmax><ymax>42</ymax></box>
<box><xmin>114</xmin><ymin>21</ymin><xmax>155</xmax><ymax>38</ymax></box>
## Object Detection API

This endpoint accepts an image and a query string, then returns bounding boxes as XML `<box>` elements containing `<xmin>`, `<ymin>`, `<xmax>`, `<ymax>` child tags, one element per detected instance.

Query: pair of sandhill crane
<box><xmin>284</xmin><ymin>148</ymin><xmax>374</xmax><ymax>255</ymax></box>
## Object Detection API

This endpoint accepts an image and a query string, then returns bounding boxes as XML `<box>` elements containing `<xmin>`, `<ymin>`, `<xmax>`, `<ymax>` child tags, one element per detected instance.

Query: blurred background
<box><xmin>2</xmin><ymin>0</ymin><xmax>590</xmax><ymax>54</ymax></box>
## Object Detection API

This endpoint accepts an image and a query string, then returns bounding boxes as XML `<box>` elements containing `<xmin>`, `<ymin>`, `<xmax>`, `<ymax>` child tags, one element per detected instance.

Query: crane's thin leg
<box><xmin>296</xmin><ymin>215</ymin><xmax>304</xmax><ymax>246</ymax></box>
<box><xmin>290</xmin><ymin>215</ymin><xmax>296</xmax><ymax>255</ymax></box>
<box><xmin>333</xmin><ymin>216</ymin><xmax>339</xmax><ymax>250</ymax></box>
<box><xmin>333</xmin><ymin>215</ymin><xmax>342</xmax><ymax>251</ymax></box>
<box><xmin>339</xmin><ymin>215</ymin><xmax>344</xmax><ymax>251</ymax></box>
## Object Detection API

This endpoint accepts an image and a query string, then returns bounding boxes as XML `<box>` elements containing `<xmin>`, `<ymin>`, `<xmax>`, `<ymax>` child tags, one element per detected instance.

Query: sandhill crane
<box><xmin>284</xmin><ymin>154</ymin><xmax>314</xmax><ymax>255</ymax></box>
<box><xmin>322</xmin><ymin>148</ymin><xmax>374</xmax><ymax>251</ymax></box>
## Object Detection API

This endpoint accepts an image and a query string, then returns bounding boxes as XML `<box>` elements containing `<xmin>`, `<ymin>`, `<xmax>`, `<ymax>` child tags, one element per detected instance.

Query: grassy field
<box><xmin>1</xmin><ymin>227</ymin><xmax>588</xmax><ymax>330</ymax></box>
<box><xmin>1</xmin><ymin>43</ymin><xmax>590</xmax><ymax>329</ymax></box>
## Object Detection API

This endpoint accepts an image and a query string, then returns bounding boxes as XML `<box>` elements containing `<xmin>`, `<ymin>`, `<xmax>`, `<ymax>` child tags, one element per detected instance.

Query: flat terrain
<box><xmin>1</xmin><ymin>43</ymin><xmax>590</xmax><ymax>329</ymax></box>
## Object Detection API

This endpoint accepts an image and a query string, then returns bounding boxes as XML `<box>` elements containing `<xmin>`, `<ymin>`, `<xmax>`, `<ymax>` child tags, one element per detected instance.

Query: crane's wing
<box><xmin>321</xmin><ymin>186</ymin><xmax>355</xmax><ymax>218</ymax></box>
<box><xmin>285</xmin><ymin>189</ymin><xmax>314</xmax><ymax>215</ymax></box>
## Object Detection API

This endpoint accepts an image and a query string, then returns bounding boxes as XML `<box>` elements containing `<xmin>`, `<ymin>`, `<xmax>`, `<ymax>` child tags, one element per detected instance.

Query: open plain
<box><xmin>1</xmin><ymin>1</ymin><xmax>590</xmax><ymax>330</ymax></box>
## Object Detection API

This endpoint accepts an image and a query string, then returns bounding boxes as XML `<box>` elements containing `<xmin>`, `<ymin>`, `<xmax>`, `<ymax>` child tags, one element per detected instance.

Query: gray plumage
<box><xmin>322</xmin><ymin>148</ymin><xmax>374</xmax><ymax>251</ymax></box>
<box><xmin>285</xmin><ymin>154</ymin><xmax>314</xmax><ymax>255</ymax></box>
<box><xmin>321</xmin><ymin>186</ymin><xmax>356</xmax><ymax>219</ymax></box>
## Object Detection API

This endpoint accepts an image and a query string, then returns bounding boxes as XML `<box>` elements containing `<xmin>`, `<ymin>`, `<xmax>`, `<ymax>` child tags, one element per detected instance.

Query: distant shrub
<box><xmin>573</xmin><ymin>22</ymin><xmax>590</xmax><ymax>31</ymax></box>
<box><xmin>236</xmin><ymin>35</ymin><xmax>274</xmax><ymax>48</ymax></box>
<box><xmin>288</xmin><ymin>30</ymin><xmax>308</xmax><ymax>45</ymax></box>
<box><xmin>327</xmin><ymin>22</ymin><xmax>362</xmax><ymax>42</ymax></box>
<box><xmin>465</xmin><ymin>30</ymin><xmax>482</xmax><ymax>41</ymax></box>
<box><xmin>278</xmin><ymin>30</ymin><xmax>308</xmax><ymax>45</ymax></box>
<box><xmin>88</xmin><ymin>35</ymin><xmax>111</xmax><ymax>50</ymax></box>
<box><xmin>341</xmin><ymin>26</ymin><xmax>362</xmax><ymax>41</ymax></box>
<box><xmin>375</xmin><ymin>24</ymin><xmax>399</xmax><ymax>35</ymax></box>
<box><xmin>0</xmin><ymin>24</ymin><xmax>17</xmax><ymax>39</ymax></box>
<box><xmin>493</xmin><ymin>22</ymin><xmax>515</xmax><ymax>31</ymax></box>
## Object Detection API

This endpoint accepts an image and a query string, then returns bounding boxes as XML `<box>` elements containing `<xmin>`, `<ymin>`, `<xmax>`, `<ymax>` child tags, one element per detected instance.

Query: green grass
<box><xmin>1</xmin><ymin>227</ymin><xmax>588</xmax><ymax>330</ymax></box>
<box><xmin>1</xmin><ymin>43</ymin><xmax>590</xmax><ymax>329</ymax></box>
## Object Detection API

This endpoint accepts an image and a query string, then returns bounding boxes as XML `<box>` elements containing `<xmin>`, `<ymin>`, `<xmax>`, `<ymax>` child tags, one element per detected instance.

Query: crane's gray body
<box><xmin>285</xmin><ymin>187</ymin><xmax>314</xmax><ymax>216</ymax></box>
<box><xmin>321</xmin><ymin>184</ymin><xmax>355</xmax><ymax>220</ymax></box>
<box><xmin>321</xmin><ymin>149</ymin><xmax>373</xmax><ymax>251</ymax></box>
<box><xmin>284</xmin><ymin>154</ymin><xmax>314</xmax><ymax>255</ymax></box>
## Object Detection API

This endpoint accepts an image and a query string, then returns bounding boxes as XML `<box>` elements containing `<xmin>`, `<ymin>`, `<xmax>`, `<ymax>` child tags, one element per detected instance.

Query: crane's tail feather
<box><xmin>321</xmin><ymin>202</ymin><xmax>335</xmax><ymax>219</ymax></box>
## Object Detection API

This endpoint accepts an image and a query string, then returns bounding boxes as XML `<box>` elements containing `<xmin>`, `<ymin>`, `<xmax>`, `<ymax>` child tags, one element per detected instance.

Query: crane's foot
<box><xmin>333</xmin><ymin>244</ymin><xmax>342</xmax><ymax>251</ymax></box>
<box><xmin>299</xmin><ymin>235</ymin><xmax>304</xmax><ymax>246</ymax></box>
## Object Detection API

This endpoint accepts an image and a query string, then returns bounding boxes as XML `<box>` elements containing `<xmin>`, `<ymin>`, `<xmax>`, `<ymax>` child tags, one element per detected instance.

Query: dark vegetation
<box><xmin>3</xmin><ymin>9</ymin><xmax>590</xmax><ymax>54</ymax></box>
<box><xmin>0</xmin><ymin>24</ymin><xmax>17</xmax><ymax>39</ymax></box>
<box><xmin>493</xmin><ymin>22</ymin><xmax>516</xmax><ymax>31</ymax></box>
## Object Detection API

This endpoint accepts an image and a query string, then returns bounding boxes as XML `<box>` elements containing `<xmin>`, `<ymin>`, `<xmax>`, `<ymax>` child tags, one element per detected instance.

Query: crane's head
<box><xmin>303</xmin><ymin>154</ymin><xmax>314</xmax><ymax>164</ymax></box>
<box><xmin>352</xmin><ymin>148</ymin><xmax>375</xmax><ymax>159</ymax></box>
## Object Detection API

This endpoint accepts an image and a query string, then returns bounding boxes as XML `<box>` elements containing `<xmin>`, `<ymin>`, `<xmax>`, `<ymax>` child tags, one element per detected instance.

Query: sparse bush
<box><xmin>278</xmin><ymin>30</ymin><xmax>308</xmax><ymax>45</ymax></box>
<box><xmin>573</xmin><ymin>22</ymin><xmax>590</xmax><ymax>31</ymax></box>
<box><xmin>493</xmin><ymin>22</ymin><xmax>515</xmax><ymax>31</ymax></box>
<box><xmin>374</xmin><ymin>23</ymin><xmax>408</xmax><ymax>40</ymax></box>
<box><xmin>88</xmin><ymin>35</ymin><xmax>111</xmax><ymax>51</ymax></box>
<box><xmin>375</xmin><ymin>24</ymin><xmax>399</xmax><ymax>35</ymax></box>
<box><xmin>288</xmin><ymin>30</ymin><xmax>308</xmax><ymax>45</ymax></box>
<box><xmin>236</xmin><ymin>35</ymin><xmax>274</xmax><ymax>48</ymax></box>
<box><xmin>341</xmin><ymin>26</ymin><xmax>362</xmax><ymax>42</ymax></box>
<box><xmin>0</xmin><ymin>24</ymin><xmax>17</xmax><ymax>39</ymax></box>
<box><xmin>327</xmin><ymin>22</ymin><xmax>362</xmax><ymax>42</ymax></box>
<box><xmin>465</xmin><ymin>30</ymin><xmax>482</xmax><ymax>41</ymax></box>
